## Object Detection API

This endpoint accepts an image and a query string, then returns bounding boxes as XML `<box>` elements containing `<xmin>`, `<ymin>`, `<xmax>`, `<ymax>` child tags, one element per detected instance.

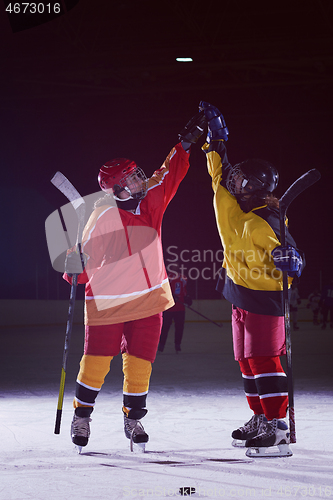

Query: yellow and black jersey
<box><xmin>203</xmin><ymin>140</ymin><xmax>296</xmax><ymax>316</ymax></box>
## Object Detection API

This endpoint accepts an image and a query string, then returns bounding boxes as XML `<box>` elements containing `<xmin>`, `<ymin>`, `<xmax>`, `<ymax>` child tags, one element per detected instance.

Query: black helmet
<box><xmin>226</xmin><ymin>159</ymin><xmax>279</xmax><ymax>198</ymax></box>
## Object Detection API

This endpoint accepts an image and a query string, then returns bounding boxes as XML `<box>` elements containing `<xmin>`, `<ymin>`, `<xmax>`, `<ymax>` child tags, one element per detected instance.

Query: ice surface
<box><xmin>1</xmin><ymin>321</ymin><xmax>332</xmax><ymax>500</ymax></box>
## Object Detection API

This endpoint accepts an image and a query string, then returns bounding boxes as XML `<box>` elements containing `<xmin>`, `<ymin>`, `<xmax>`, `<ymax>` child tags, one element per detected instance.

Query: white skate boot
<box><xmin>231</xmin><ymin>414</ymin><xmax>265</xmax><ymax>447</ymax></box>
<box><xmin>124</xmin><ymin>415</ymin><xmax>149</xmax><ymax>453</ymax></box>
<box><xmin>245</xmin><ymin>418</ymin><xmax>293</xmax><ymax>457</ymax></box>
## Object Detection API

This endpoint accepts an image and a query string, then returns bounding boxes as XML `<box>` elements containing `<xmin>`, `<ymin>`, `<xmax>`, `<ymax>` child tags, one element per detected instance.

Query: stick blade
<box><xmin>51</xmin><ymin>171</ymin><xmax>85</xmax><ymax>211</ymax></box>
<box><xmin>280</xmin><ymin>168</ymin><xmax>321</xmax><ymax>212</ymax></box>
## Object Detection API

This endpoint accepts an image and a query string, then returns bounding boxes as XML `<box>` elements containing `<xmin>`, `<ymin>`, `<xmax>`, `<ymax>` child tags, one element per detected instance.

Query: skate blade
<box><xmin>245</xmin><ymin>443</ymin><xmax>292</xmax><ymax>458</ymax></box>
<box><xmin>130</xmin><ymin>440</ymin><xmax>146</xmax><ymax>453</ymax></box>
<box><xmin>232</xmin><ymin>439</ymin><xmax>246</xmax><ymax>448</ymax></box>
<box><xmin>75</xmin><ymin>445</ymin><xmax>83</xmax><ymax>454</ymax></box>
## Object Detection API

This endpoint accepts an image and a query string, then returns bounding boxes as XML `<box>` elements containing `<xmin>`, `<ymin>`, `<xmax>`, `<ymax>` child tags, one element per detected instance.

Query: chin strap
<box><xmin>113</xmin><ymin>185</ymin><xmax>131</xmax><ymax>200</ymax></box>
<box><xmin>115</xmin><ymin>197</ymin><xmax>140</xmax><ymax>211</ymax></box>
<box><xmin>236</xmin><ymin>191</ymin><xmax>268</xmax><ymax>213</ymax></box>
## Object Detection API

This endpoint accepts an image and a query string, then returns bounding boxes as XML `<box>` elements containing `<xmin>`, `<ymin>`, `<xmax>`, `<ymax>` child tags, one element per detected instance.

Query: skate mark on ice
<box><xmin>81</xmin><ymin>450</ymin><xmax>251</xmax><ymax>467</ymax></box>
<box><xmin>80</xmin><ymin>452</ymin><xmax>109</xmax><ymax>457</ymax></box>
<box><xmin>148</xmin><ymin>460</ymin><xmax>186</xmax><ymax>465</ymax></box>
<box><xmin>2</xmin><ymin>424</ymin><xmax>21</xmax><ymax>445</ymax></box>
<box><xmin>81</xmin><ymin>451</ymin><xmax>192</xmax><ymax>466</ymax></box>
<box><xmin>206</xmin><ymin>458</ymin><xmax>250</xmax><ymax>463</ymax></box>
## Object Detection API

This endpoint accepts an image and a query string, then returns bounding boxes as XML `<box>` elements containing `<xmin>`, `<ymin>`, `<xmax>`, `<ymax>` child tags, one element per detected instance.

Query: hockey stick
<box><xmin>51</xmin><ymin>172</ymin><xmax>86</xmax><ymax>435</ymax></box>
<box><xmin>176</xmin><ymin>299</ymin><xmax>223</xmax><ymax>327</ymax></box>
<box><xmin>279</xmin><ymin>168</ymin><xmax>321</xmax><ymax>443</ymax></box>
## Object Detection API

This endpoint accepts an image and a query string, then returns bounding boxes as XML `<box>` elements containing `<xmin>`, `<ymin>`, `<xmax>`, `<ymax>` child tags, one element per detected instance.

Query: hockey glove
<box><xmin>178</xmin><ymin>110</ymin><xmax>207</xmax><ymax>150</ymax></box>
<box><xmin>65</xmin><ymin>247</ymin><xmax>87</xmax><ymax>275</ymax></box>
<box><xmin>199</xmin><ymin>101</ymin><xmax>229</xmax><ymax>142</ymax></box>
<box><xmin>271</xmin><ymin>245</ymin><xmax>304</xmax><ymax>278</ymax></box>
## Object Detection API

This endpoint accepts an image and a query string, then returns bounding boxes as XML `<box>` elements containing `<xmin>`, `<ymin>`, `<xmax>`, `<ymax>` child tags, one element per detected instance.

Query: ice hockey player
<box><xmin>320</xmin><ymin>278</ymin><xmax>333</xmax><ymax>329</ymax></box>
<box><xmin>64</xmin><ymin>111</ymin><xmax>207</xmax><ymax>453</ymax></box>
<box><xmin>158</xmin><ymin>263</ymin><xmax>192</xmax><ymax>353</ymax></box>
<box><xmin>306</xmin><ymin>289</ymin><xmax>321</xmax><ymax>325</ymax></box>
<box><xmin>199</xmin><ymin>101</ymin><xmax>304</xmax><ymax>457</ymax></box>
<box><xmin>290</xmin><ymin>284</ymin><xmax>301</xmax><ymax>330</ymax></box>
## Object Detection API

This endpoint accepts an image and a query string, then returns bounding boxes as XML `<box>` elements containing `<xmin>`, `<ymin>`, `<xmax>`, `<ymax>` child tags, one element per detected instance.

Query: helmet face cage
<box><xmin>226</xmin><ymin>161</ymin><xmax>278</xmax><ymax>198</ymax></box>
<box><xmin>117</xmin><ymin>166</ymin><xmax>148</xmax><ymax>200</ymax></box>
<box><xmin>99</xmin><ymin>159</ymin><xmax>148</xmax><ymax>201</ymax></box>
<box><xmin>226</xmin><ymin>164</ymin><xmax>252</xmax><ymax>197</ymax></box>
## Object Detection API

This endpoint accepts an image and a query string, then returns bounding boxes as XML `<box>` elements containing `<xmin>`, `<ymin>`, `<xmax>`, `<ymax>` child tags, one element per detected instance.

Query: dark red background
<box><xmin>1</xmin><ymin>1</ymin><xmax>331</xmax><ymax>300</ymax></box>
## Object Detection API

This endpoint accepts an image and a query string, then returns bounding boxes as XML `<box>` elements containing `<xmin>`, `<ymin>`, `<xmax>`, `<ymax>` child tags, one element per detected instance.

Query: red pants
<box><xmin>232</xmin><ymin>306</ymin><xmax>286</xmax><ymax>360</ymax></box>
<box><xmin>239</xmin><ymin>356</ymin><xmax>288</xmax><ymax>420</ymax></box>
<box><xmin>84</xmin><ymin>312</ymin><xmax>163</xmax><ymax>363</ymax></box>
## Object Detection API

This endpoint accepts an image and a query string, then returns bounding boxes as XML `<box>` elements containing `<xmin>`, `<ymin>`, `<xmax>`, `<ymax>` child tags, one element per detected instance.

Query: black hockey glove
<box><xmin>178</xmin><ymin>110</ymin><xmax>207</xmax><ymax>151</ymax></box>
<box><xmin>199</xmin><ymin>101</ymin><xmax>229</xmax><ymax>142</ymax></box>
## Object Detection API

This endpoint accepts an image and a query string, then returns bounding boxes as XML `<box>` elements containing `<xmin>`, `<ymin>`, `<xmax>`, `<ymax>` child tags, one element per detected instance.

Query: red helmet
<box><xmin>98</xmin><ymin>158</ymin><xmax>148</xmax><ymax>200</ymax></box>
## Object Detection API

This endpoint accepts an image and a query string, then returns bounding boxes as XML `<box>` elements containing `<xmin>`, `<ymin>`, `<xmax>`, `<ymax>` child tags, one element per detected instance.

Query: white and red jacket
<box><xmin>64</xmin><ymin>143</ymin><xmax>190</xmax><ymax>325</ymax></box>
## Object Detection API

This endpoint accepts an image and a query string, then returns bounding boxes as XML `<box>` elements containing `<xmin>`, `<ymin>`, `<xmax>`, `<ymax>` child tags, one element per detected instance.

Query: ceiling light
<box><xmin>176</xmin><ymin>57</ymin><xmax>193</xmax><ymax>62</ymax></box>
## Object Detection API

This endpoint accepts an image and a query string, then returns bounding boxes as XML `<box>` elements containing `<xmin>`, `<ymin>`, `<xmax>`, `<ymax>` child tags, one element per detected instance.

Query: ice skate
<box><xmin>124</xmin><ymin>415</ymin><xmax>149</xmax><ymax>453</ymax></box>
<box><xmin>71</xmin><ymin>407</ymin><xmax>93</xmax><ymax>454</ymax></box>
<box><xmin>245</xmin><ymin>418</ymin><xmax>292</xmax><ymax>457</ymax></box>
<box><xmin>231</xmin><ymin>414</ymin><xmax>265</xmax><ymax>447</ymax></box>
